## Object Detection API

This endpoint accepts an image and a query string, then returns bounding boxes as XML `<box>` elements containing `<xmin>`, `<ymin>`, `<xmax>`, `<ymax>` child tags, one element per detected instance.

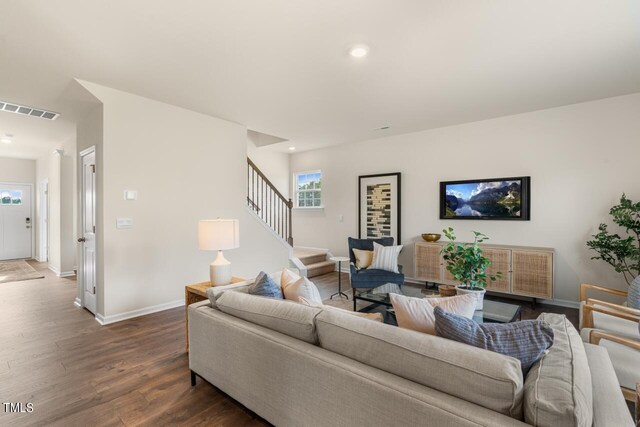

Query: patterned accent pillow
<box><xmin>248</xmin><ymin>271</ymin><xmax>283</xmax><ymax>299</ymax></box>
<box><xmin>434</xmin><ymin>306</ymin><xmax>554</xmax><ymax>373</ymax></box>
<box><xmin>369</xmin><ymin>242</ymin><xmax>403</xmax><ymax>273</ymax></box>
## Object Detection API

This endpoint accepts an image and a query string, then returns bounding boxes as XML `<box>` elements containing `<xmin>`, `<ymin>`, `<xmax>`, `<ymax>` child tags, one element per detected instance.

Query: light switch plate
<box><xmin>116</xmin><ymin>218</ymin><xmax>133</xmax><ymax>229</ymax></box>
<box><xmin>124</xmin><ymin>190</ymin><xmax>137</xmax><ymax>200</ymax></box>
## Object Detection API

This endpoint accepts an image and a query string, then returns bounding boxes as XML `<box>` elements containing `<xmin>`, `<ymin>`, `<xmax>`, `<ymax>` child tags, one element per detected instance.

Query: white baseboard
<box><xmin>95</xmin><ymin>299</ymin><xmax>185</xmax><ymax>325</ymax></box>
<box><xmin>36</xmin><ymin>256</ymin><xmax>48</xmax><ymax>262</ymax></box>
<box><xmin>48</xmin><ymin>265</ymin><xmax>76</xmax><ymax>278</ymax></box>
<box><xmin>73</xmin><ymin>297</ymin><xmax>82</xmax><ymax>308</ymax></box>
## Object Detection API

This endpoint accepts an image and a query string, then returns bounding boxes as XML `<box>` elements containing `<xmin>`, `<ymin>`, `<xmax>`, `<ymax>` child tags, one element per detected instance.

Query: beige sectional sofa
<box><xmin>188</xmin><ymin>276</ymin><xmax>633</xmax><ymax>426</ymax></box>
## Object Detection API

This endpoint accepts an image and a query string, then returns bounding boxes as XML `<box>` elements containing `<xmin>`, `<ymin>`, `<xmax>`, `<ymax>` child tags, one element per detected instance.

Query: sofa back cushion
<box><xmin>315</xmin><ymin>309</ymin><xmax>524</xmax><ymax>418</ymax></box>
<box><xmin>216</xmin><ymin>291</ymin><xmax>322</xmax><ymax>344</ymax></box>
<box><xmin>523</xmin><ymin>313</ymin><xmax>593</xmax><ymax>427</ymax></box>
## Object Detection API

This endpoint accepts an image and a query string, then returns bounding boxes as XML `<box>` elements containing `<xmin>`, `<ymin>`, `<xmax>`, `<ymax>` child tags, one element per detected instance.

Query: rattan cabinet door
<box><xmin>415</xmin><ymin>243</ymin><xmax>443</xmax><ymax>283</ymax></box>
<box><xmin>511</xmin><ymin>250</ymin><xmax>553</xmax><ymax>298</ymax></box>
<box><xmin>483</xmin><ymin>248</ymin><xmax>511</xmax><ymax>293</ymax></box>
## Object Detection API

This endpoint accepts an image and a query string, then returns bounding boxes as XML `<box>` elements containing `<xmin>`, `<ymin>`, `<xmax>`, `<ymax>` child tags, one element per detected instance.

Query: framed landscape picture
<box><xmin>358</xmin><ymin>173</ymin><xmax>401</xmax><ymax>244</ymax></box>
<box><xmin>440</xmin><ymin>176</ymin><xmax>531</xmax><ymax>220</ymax></box>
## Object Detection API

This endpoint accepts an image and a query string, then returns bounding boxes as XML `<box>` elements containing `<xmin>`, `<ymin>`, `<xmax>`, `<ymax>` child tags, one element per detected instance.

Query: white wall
<box><xmin>77</xmin><ymin>81</ymin><xmax>290</xmax><ymax>320</ymax></box>
<box><xmin>0</xmin><ymin>157</ymin><xmax>35</xmax><ymax>184</ymax></box>
<box><xmin>291</xmin><ymin>93</ymin><xmax>640</xmax><ymax>304</ymax></box>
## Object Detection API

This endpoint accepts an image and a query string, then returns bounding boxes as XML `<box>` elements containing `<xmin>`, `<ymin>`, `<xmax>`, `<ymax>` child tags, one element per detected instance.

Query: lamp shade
<box><xmin>198</xmin><ymin>219</ymin><xmax>240</xmax><ymax>251</ymax></box>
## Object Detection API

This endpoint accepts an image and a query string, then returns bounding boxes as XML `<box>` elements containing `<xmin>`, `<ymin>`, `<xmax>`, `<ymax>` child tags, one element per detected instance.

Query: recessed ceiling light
<box><xmin>349</xmin><ymin>45</ymin><xmax>369</xmax><ymax>58</ymax></box>
<box><xmin>288</xmin><ymin>146</ymin><xmax>296</xmax><ymax>151</ymax></box>
<box><xmin>1</xmin><ymin>137</ymin><xmax>12</xmax><ymax>144</ymax></box>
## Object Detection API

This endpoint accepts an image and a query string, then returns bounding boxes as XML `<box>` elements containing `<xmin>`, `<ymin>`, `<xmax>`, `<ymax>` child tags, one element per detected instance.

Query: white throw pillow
<box><xmin>369</xmin><ymin>242</ymin><xmax>403</xmax><ymax>273</ymax></box>
<box><xmin>352</xmin><ymin>248</ymin><xmax>374</xmax><ymax>269</ymax></box>
<box><xmin>281</xmin><ymin>271</ymin><xmax>323</xmax><ymax>303</ymax></box>
<box><xmin>390</xmin><ymin>293</ymin><xmax>477</xmax><ymax>335</ymax></box>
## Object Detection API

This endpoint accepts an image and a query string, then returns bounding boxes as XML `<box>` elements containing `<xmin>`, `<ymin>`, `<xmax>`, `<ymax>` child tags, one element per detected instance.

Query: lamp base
<box><xmin>210</xmin><ymin>250</ymin><xmax>232</xmax><ymax>286</ymax></box>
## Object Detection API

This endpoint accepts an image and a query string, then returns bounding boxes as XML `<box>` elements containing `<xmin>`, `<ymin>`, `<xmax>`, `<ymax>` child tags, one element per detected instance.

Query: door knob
<box><xmin>78</xmin><ymin>237</ymin><xmax>86</xmax><ymax>243</ymax></box>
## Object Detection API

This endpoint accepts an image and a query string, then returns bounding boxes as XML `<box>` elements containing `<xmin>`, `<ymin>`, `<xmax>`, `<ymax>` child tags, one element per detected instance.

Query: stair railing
<box><xmin>247</xmin><ymin>157</ymin><xmax>293</xmax><ymax>245</ymax></box>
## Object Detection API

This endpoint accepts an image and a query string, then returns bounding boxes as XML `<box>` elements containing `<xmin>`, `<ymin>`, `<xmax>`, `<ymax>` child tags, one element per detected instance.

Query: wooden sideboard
<box><xmin>415</xmin><ymin>242</ymin><xmax>554</xmax><ymax>299</ymax></box>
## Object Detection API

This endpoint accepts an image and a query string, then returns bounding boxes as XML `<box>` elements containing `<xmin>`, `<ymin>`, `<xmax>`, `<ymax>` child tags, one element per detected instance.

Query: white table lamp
<box><xmin>198</xmin><ymin>219</ymin><xmax>240</xmax><ymax>286</ymax></box>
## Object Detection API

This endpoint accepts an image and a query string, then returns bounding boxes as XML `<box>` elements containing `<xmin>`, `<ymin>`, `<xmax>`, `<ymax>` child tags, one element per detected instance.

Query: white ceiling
<box><xmin>0</xmin><ymin>0</ymin><xmax>639</xmax><ymax>158</ymax></box>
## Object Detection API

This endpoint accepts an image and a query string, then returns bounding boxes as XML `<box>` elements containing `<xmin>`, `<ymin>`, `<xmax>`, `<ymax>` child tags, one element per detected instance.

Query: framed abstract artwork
<box><xmin>358</xmin><ymin>173</ymin><xmax>401</xmax><ymax>244</ymax></box>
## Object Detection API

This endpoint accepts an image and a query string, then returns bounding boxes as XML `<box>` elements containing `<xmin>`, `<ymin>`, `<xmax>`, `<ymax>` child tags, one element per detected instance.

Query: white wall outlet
<box><xmin>124</xmin><ymin>190</ymin><xmax>137</xmax><ymax>200</ymax></box>
<box><xmin>116</xmin><ymin>218</ymin><xmax>133</xmax><ymax>229</ymax></box>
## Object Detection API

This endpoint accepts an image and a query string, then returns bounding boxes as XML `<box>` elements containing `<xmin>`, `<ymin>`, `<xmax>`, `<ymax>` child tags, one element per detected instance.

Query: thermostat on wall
<box><xmin>124</xmin><ymin>190</ymin><xmax>137</xmax><ymax>200</ymax></box>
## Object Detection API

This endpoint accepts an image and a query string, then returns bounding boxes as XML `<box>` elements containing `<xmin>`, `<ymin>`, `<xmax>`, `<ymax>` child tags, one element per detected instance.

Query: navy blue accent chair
<box><xmin>348</xmin><ymin>237</ymin><xmax>404</xmax><ymax>292</ymax></box>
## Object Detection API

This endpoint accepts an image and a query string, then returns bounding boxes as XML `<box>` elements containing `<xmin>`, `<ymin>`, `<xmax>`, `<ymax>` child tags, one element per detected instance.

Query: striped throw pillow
<box><xmin>369</xmin><ymin>242</ymin><xmax>403</xmax><ymax>273</ymax></box>
<box><xmin>434</xmin><ymin>306</ymin><xmax>554</xmax><ymax>373</ymax></box>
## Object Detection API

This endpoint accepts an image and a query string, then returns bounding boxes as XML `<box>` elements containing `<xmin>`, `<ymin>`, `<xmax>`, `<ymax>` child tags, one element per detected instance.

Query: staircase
<box><xmin>293</xmin><ymin>248</ymin><xmax>335</xmax><ymax>278</ymax></box>
<box><xmin>247</xmin><ymin>157</ymin><xmax>335</xmax><ymax>278</ymax></box>
<box><xmin>247</xmin><ymin>157</ymin><xmax>293</xmax><ymax>245</ymax></box>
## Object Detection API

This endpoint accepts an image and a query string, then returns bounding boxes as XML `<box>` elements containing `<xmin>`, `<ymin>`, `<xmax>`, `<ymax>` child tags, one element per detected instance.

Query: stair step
<box><xmin>306</xmin><ymin>260</ymin><xmax>336</xmax><ymax>278</ymax></box>
<box><xmin>299</xmin><ymin>253</ymin><xmax>329</xmax><ymax>266</ymax></box>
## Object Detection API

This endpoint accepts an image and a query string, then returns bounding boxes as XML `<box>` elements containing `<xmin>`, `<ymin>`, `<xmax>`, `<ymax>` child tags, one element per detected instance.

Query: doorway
<box><xmin>79</xmin><ymin>147</ymin><xmax>97</xmax><ymax>315</ymax></box>
<box><xmin>0</xmin><ymin>183</ymin><xmax>33</xmax><ymax>260</ymax></box>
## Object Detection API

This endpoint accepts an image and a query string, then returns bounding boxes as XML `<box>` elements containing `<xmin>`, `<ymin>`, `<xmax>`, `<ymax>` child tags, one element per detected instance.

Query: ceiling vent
<box><xmin>0</xmin><ymin>101</ymin><xmax>59</xmax><ymax>120</ymax></box>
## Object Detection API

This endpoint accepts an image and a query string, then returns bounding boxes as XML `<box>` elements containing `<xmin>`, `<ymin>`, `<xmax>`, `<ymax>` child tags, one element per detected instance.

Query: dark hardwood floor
<box><xmin>0</xmin><ymin>263</ymin><xmax>580</xmax><ymax>426</ymax></box>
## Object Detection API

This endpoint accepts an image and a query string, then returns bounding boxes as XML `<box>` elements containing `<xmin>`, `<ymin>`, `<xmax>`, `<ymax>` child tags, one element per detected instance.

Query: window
<box><xmin>294</xmin><ymin>171</ymin><xmax>322</xmax><ymax>208</ymax></box>
<box><xmin>0</xmin><ymin>190</ymin><xmax>21</xmax><ymax>205</ymax></box>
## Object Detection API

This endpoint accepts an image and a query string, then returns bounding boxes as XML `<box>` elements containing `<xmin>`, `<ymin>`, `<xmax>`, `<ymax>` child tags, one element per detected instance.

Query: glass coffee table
<box><xmin>354</xmin><ymin>283</ymin><xmax>522</xmax><ymax>325</ymax></box>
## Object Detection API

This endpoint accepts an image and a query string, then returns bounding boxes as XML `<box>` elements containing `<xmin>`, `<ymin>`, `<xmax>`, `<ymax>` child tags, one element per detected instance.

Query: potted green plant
<box><xmin>586</xmin><ymin>194</ymin><xmax>640</xmax><ymax>308</ymax></box>
<box><xmin>440</xmin><ymin>227</ymin><xmax>501</xmax><ymax>310</ymax></box>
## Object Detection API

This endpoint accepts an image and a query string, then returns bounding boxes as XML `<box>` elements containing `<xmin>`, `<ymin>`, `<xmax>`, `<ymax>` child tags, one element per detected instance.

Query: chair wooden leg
<box><xmin>635</xmin><ymin>383</ymin><xmax>639</xmax><ymax>427</ymax></box>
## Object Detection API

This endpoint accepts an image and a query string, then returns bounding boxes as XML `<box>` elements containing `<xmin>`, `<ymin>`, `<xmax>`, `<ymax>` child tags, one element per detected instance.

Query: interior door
<box><xmin>0</xmin><ymin>183</ymin><xmax>32</xmax><ymax>260</ymax></box>
<box><xmin>80</xmin><ymin>150</ymin><xmax>97</xmax><ymax>314</ymax></box>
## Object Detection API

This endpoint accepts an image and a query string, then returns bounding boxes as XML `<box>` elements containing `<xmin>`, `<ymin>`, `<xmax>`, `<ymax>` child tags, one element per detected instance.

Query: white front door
<box><xmin>80</xmin><ymin>150</ymin><xmax>97</xmax><ymax>314</ymax></box>
<box><xmin>0</xmin><ymin>183</ymin><xmax>32</xmax><ymax>260</ymax></box>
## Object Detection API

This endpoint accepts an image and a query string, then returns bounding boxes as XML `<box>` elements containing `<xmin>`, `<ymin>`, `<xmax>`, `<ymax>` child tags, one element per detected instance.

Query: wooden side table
<box><xmin>185</xmin><ymin>277</ymin><xmax>245</xmax><ymax>352</ymax></box>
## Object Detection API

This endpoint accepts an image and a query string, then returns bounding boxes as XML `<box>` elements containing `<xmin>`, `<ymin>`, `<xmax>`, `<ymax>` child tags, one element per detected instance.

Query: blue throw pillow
<box><xmin>434</xmin><ymin>306</ymin><xmax>554</xmax><ymax>373</ymax></box>
<box><xmin>248</xmin><ymin>271</ymin><xmax>283</xmax><ymax>299</ymax></box>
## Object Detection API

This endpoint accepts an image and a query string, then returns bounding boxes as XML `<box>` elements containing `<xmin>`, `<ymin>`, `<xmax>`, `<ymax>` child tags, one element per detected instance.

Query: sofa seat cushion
<box><xmin>523</xmin><ymin>313</ymin><xmax>593</xmax><ymax>427</ymax></box>
<box><xmin>351</xmin><ymin>268</ymin><xmax>402</xmax><ymax>281</ymax></box>
<box><xmin>315</xmin><ymin>308</ymin><xmax>524</xmax><ymax>418</ymax></box>
<box><xmin>216</xmin><ymin>291</ymin><xmax>322</xmax><ymax>344</ymax></box>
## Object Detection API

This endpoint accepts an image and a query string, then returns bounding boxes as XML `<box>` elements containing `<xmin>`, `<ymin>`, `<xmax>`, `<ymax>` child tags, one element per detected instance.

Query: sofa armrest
<box><xmin>584</xmin><ymin>343</ymin><xmax>635</xmax><ymax>426</ymax></box>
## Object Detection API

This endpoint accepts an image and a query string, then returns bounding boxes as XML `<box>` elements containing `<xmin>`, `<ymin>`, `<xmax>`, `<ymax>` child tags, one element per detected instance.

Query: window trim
<box><xmin>293</xmin><ymin>170</ymin><xmax>323</xmax><ymax>209</ymax></box>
